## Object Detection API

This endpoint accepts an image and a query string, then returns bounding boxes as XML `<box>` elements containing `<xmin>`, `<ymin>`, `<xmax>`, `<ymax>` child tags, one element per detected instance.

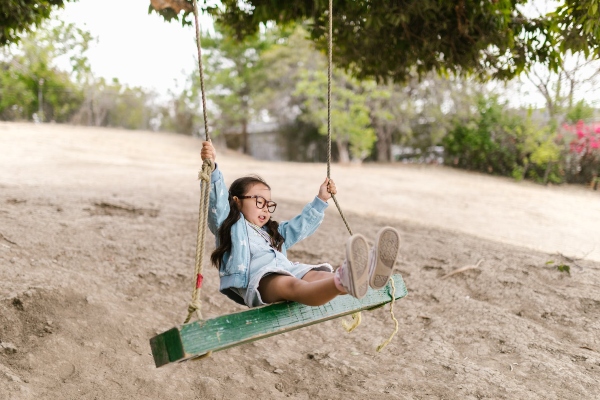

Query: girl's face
<box><xmin>236</xmin><ymin>183</ymin><xmax>272</xmax><ymax>227</ymax></box>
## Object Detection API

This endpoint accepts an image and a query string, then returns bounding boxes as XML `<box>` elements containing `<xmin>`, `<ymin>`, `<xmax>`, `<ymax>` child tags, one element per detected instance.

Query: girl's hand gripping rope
<box><xmin>318</xmin><ymin>177</ymin><xmax>337</xmax><ymax>202</ymax></box>
<box><xmin>201</xmin><ymin>140</ymin><xmax>216</xmax><ymax>164</ymax></box>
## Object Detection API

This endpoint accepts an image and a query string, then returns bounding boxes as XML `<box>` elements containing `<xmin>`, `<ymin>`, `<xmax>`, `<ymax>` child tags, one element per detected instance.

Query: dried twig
<box><xmin>441</xmin><ymin>259</ymin><xmax>484</xmax><ymax>280</ymax></box>
<box><xmin>0</xmin><ymin>232</ymin><xmax>17</xmax><ymax>246</ymax></box>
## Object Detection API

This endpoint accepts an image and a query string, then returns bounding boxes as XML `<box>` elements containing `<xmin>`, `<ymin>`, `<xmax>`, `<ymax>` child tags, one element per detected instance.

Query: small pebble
<box><xmin>273</xmin><ymin>368</ymin><xmax>284</xmax><ymax>374</ymax></box>
<box><xmin>1</xmin><ymin>342</ymin><xmax>17</xmax><ymax>354</ymax></box>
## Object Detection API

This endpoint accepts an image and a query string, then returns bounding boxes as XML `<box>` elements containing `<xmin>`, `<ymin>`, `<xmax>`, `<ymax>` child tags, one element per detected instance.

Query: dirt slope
<box><xmin>1</xmin><ymin>122</ymin><xmax>599</xmax><ymax>400</ymax></box>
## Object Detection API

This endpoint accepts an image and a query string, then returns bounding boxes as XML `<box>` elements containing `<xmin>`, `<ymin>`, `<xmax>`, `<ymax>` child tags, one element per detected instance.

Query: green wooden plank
<box><xmin>150</xmin><ymin>274</ymin><xmax>407</xmax><ymax>367</ymax></box>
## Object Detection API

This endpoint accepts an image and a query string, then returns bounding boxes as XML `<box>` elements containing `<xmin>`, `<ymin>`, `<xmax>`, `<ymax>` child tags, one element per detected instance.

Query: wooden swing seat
<box><xmin>150</xmin><ymin>274</ymin><xmax>407</xmax><ymax>367</ymax></box>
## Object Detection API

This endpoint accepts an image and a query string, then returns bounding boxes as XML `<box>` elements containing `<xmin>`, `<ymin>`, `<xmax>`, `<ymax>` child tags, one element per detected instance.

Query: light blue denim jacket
<box><xmin>207</xmin><ymin>165</ymin><xmax>328</xmax><ymax>305</ymax></box>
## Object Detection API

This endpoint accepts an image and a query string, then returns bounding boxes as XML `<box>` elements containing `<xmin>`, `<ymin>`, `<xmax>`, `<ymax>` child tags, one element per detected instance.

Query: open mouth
<box><xmin>258</xmin><ymin>215</ymin><xmax>266</xmax><ymax>223</ymax></box>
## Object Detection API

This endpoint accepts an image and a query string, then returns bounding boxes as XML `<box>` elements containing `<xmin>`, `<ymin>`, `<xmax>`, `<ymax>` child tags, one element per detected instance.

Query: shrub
<box><xmin>443</xmin><ymin>96</ymin><xmax>563</xmax><ymax>183</ymax></box>
<box><xmin>562</xmin><ymin>120</ymin><xmax>600</xmax><ymax>184</ymax></box>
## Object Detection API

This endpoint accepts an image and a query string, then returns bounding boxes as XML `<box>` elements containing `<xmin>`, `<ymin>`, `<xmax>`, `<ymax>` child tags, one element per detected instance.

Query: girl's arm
<box><xmin>207</xmin><ymin>166</ymin><xmax>230</xmax><ymax>235</ymax></box>
<box><xmin>277</xmin><ymin>197</ymin><xmax>328</xmax><ymax>250</ymax></box>
<box><xmin>277</xmin><ymin>178</ymin><xmax>336</xmax><ymax>250</ymax></box>
<box><xmin>201</xmin><ymin>141</ymin><xmax>230</xmax><ymax>235</ymax></box>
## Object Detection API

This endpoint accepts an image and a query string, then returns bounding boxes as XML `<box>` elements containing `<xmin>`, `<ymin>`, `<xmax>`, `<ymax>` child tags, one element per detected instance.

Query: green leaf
<box><xmin>556</xmin><ymin>264</ymin><xmax>571</xmax><ymax>275</ymax></box>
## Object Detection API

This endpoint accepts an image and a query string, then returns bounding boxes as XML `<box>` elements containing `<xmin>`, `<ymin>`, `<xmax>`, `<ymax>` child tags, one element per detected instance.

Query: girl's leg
<box><xmin>258</xmin><ymin>274</ymin><xmax>343</xmax><ymax>307</ymax></box>
<box><xmin>258</xmin><ymin>234</ymin><xmax>370</xmax><ymax>306</ymax></box>
<box><xmin>302</xmin><ymin>270</ymin><xmax>335</xmax><ymax>282</ymax></box>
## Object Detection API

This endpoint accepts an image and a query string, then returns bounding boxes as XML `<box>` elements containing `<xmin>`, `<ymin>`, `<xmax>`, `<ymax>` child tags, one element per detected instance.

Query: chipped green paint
<box><xmin>150</xmin><ymin>274</ymin><xmax>407</xmax><ymax>367</ymax></box>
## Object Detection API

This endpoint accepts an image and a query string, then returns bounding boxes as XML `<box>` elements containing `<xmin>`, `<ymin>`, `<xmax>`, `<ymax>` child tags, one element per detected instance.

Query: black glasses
<box><xmin>238</xmin><ymin>195</ymin><xmax>277</xmax><ymax>213</ymax></box>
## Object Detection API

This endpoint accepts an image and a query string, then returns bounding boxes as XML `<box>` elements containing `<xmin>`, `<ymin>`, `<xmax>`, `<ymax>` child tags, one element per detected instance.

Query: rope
<box><xmin>193</xmin><ymin>0</ymin><xmax>210</xmax><ymax>141</ymax></box>
<box><xmin>325</xmin><ymin>0</ymin><xmax>361</xmax><ymax>331</ymax></box>
<box><xmin>184</xmin><ymin>0</ymin><xmax>213</xmax><ymax>325</ymax></box>
<box><xmin>342</xmin><ymin>310</ymin><xmax>362</xmax><ymax>332</ymax></box>
<box><xmin>182</xmin><ymin>0</ymin><xmax>397</xmax><ymax>354</ymax></box>
<box><xmin>376</xmin><ymin>278</ymin><xmax>399</xmax><ymax>352</ymax></box>
<box><xmin>184</xmin><ymin>158</ymin><xmax>214</xmax><ymax>324</ymax></box>
<box><xmin>326</xmin><ymin>0</ymin><xmax>352</xmax><ymax>237</ymax></box>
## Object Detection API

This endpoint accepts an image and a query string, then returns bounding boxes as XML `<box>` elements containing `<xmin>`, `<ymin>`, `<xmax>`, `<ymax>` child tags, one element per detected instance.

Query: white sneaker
<box><xmin>369</xmin><ymin>227</ymin><xmax>400</xmax><ymax>289</ymax></box>
<box><xmin>335</xmin><ymin>234</ymin><xmax>370</xmax><ymax>299</ymax></box>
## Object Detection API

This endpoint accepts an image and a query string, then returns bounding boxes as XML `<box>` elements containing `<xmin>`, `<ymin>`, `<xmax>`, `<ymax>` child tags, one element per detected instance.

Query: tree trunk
<box><xmin>376</xmin><ymin>125</ymin><xmax>392</xmax><ymax>162</ymax></box>
<box><xmin>543</xmin><ymin>161</ymin><xmax>553</xmax><ymax>185</ymax></box>
<box><xmin>242</xmin><ymin>120</ymin><xmax>249</xmax><ymax>155</ymax></box>
<box><xmin>336</xmin><ymin>138</ymin><xmax>350</xmax><ymax>163</ymax></box>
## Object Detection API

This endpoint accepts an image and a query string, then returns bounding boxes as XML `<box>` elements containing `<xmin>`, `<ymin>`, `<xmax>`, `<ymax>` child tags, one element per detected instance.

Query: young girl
<box><xmin>202</xmin><ymin>141</ymin><xmax>400</xmax><ymax>308</ymax></box>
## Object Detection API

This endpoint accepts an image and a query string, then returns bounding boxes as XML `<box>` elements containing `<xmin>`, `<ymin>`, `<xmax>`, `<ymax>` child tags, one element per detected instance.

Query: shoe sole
<box><xmin>369</xmin><ymin>227</ymin><xmax>400</xmax><ymax>290</ymax></box>
<box><xmin>346</xmin><ymin>234</ymin><xmax>369</xmax><ymax>299</ymax></box>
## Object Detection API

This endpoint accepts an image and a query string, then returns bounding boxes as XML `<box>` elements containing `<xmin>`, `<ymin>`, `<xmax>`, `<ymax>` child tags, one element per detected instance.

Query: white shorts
<box><xmin>231</xmin><ymin>262</ymin><xmax>334</xmax><ymax>308</ymax></box>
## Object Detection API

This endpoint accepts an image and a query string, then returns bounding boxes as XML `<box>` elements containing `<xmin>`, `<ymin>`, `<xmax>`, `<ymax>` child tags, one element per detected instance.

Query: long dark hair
<box><xmin>211</xmin><ymin>175</ymin><xmax>285</xmax><ymax>269</ymax></box>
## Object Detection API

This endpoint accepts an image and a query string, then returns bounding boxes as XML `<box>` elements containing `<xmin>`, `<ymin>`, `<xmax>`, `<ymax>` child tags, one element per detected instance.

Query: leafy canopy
<box><xmin>0</xmin><ymin>0</ymin><xmax>78</xmax><ymax>47</ymax></box>
<box><xmin>151</xmin><ymin>0</ymin><xmax>600</xmax><ymax>82</ymax></box>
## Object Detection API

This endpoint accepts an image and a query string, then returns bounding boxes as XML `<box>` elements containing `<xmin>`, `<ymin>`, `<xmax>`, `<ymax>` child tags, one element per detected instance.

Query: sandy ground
<box><xmin>0</xmin><ymin>122</ymin><xmax>599</xmax><ymax>400</ymax></box>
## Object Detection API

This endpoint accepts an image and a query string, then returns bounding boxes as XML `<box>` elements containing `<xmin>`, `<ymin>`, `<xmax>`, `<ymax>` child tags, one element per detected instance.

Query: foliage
<box><xmin>0</xmin><ymin>0</ymin><xmax>78</xmax><ymax>47</ymax></box>
<box><xmin>554</xmin><ymin>0</ymin><xmax>600</xmax><ymax>57</ymax></box>
<box><xmin>195</xmin><ymin>22</ymin><xmax>275</xmax><ymax>152</ymax></box>
<box><xmin>247</xmin><ymin>25</ymin><xmax>329</xmax><ymax>161</ymax></box>
<box><xmin>444</xmin><ymin>96</ymin><xmax>516</xmax><ymax>175</ymax></box>
<box><xmin>525</xmin><ymin>52</ymin><xmax>600</xmax><ymax>120</ymax></box>
<box><xmin>556</xmin><ymin>264</ymin><xmax>571</xmax><ymax>275</ymax></box>
<box><xmin>157</xmin><ymin>76</ymin><xmax>204</xmax><ymax>136</ymax></box>
<box><xmin>295</xmin><ymin>69</ymin><xmax>375</xmax><ymax>162</ymax></box>
<box><xmin>443</xmin><ymin>96</ymin><xmax>563</xmax><ymax>183</ymax></box>
<box><xmin>0</xmin><ymin>54</ymin><xmax>36</xmax><ymax>120</ymax></box>
<box><xmin>562</xmin><ymin>120</ymin><xmax>600</xmax><ymax>184</ymax></box>
<box><xmin>565</xmin><ymin>100</ymin><xmax>595</xmax><ymax>124</ymax></box>
<box><xmin>0</xmin><ymin>21</ymin><xmax>90</xmax><ymax>122</ymax></box>
<box><xmin>151</xmin><ymin>0</ymin><xmax>598</xmax><ymax>83</ymax></box>
<box><xmin>1</xmin><ymin>21</ymin><xmax>159</xmax><ymax>130</ymax></box>
<box><xmin>252</xmin><ymin>25</ymin><xmax>324</xmax><ymax>124</ymax></box>
<box><xmin>72</xmin><ymin>78</ymin><xmax>158</xmax><ymax>130</ymax></box>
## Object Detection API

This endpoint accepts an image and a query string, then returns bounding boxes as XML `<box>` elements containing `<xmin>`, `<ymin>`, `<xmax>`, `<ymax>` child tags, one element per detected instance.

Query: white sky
<box><xmin>56</xmin><ymin>0</ymin><xmax>213</xmax><ymax>96</ymax></box>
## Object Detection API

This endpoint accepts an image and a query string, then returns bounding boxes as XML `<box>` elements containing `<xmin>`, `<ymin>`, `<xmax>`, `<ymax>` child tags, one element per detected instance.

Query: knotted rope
<box><xmin>184</xmin><ymin>0</ymin><xmax>213</xmax><ymax>325</ymax></box>
<box><xmin>376</xmin><ymin>278</ymin><xmax>399</xmax><ymax>352</ymax></box>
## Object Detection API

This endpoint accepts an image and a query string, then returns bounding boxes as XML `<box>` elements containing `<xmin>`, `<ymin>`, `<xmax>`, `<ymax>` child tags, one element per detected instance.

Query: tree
<box><xmin>524</xmin><ymin>52</ymin><xmax>600</xmax><ymax>120</ymax></box>
<box><xmin>295</xmin><ymin>69</ymin><xmax>375</xmax><ymax>163</ymax></box>
<box><xmin>555</xmin><ymin>0</ymin><xmax>600</xmax><ymax>56</ymax></box>
<box><xmin>198</xmin><ymin>22</ymin><xmax>272</xmax><ymax>153</ymax></box>
<box><xmin>0</xmin><ymin>0</ymin><xmax>78</xmax><ymax>47</ymax></box>
<box><xmin>252</xmin><ymin>25</ymin><xmax>324</xmax><ymax>124</ymax></box>
<box><xmin>151</xmin><ymin>0</ymin><xmax>600</xmax><ymax>83</ymax></box>
<box><xmin>73</xmin><ymin>77</ymin><xmax>157</xmax><ymax>130</ymax></box>
<box><xmin>0</xmin><ymin>21</ymin><xmax>91</xmax><ymax>122</ymax></box>
<box><xmin>157</xmin><ymin>75</ymin><xmax>205</xmax><ymax>135</ymax></box>
<box><xmin>363</xmin><ymin>82</ymin><xmax>412</xmax><ymax>162</ymax></box>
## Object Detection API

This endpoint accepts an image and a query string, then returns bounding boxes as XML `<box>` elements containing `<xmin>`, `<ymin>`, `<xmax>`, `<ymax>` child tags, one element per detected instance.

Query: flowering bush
<box><xmin>562</xmin><ymin>121</ymin><xmax>600</xmax><ymax>184</ymax></box>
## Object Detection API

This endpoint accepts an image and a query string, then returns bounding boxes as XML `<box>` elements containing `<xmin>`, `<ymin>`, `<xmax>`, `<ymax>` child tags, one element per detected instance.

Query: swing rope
<box><xmin>183</xmin><ymin>0</ymin><xmax>397</xmax><ymax>352</ymax></box>
<box><xmin>325</xmin><ymin>0</ymin><xmax>397</xmax><ymax>350</ymax></box>
<box><xmin>326</xmin><ymin>0</ymin><xmax>352</xmax><ymax>237</ymax></box>
<box><xmin>184</xmin><ymin>0</ymin><xmax>214</xmax><ymax>325</ymax></box>
<box><xmin>325</xmin><ymin>0</ymin><xmax>361</xmax><ymax>333</ymax></box>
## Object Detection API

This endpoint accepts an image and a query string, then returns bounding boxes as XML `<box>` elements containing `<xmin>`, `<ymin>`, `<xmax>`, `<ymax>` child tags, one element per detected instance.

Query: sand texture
<box><xmin>1</xmin><ymin>122</ymin><xmax>599</xmax><ymax>399</ymax></box>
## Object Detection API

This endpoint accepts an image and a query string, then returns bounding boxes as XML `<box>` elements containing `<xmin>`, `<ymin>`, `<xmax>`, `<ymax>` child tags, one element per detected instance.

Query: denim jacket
<box><xmin>207</xmin><ymin>165</ymin><xmax>328</xmax><ymax>305</ymax></box>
